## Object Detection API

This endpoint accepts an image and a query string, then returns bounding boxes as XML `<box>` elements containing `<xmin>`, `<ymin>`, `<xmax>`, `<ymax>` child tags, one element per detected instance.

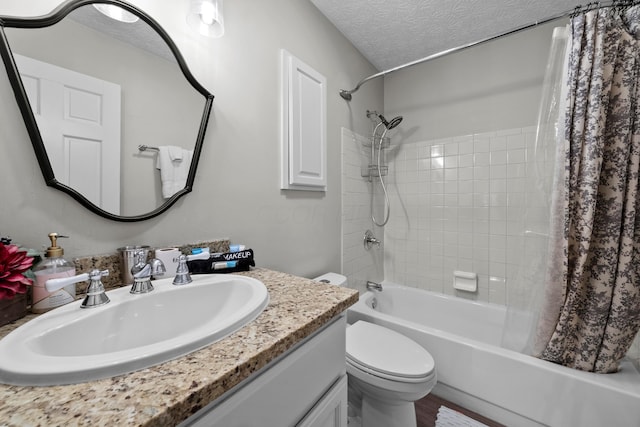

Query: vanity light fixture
<box><xmin>187</xmin><ymin>0</ymin><xmax>224</xmax><ymax>38</ymax></box>
<box><xmin>92</xmin><ymin>4</ymin><xmax>139</xmax><ymax>23</ymax></box>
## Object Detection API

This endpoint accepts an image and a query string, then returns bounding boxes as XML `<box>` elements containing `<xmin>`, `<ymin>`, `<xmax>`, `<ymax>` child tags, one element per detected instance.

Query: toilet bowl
<box><xmin>313</xmin><ymin>273</ymin><xmax>436</xmax><ymax>427</ymax></box>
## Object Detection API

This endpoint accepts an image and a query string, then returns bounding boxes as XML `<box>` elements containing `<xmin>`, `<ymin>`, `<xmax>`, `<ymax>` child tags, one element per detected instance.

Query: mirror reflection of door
<box><xmin>15</xmin><ymin>54</ymin><xmax>121</xmax><ymax>214</ymax></box>
<box><xmin>1</xmin><ymin>2</ymin><xmax>211</xmax><ymax>219</ymax></box>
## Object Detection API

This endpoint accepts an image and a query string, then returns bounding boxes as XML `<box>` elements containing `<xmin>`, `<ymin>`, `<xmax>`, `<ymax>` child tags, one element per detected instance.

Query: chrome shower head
<box><xmin>378</xmin><ymin>114</ymin><xmax>403</xmax><ymax>130</ymax></box>
<box><xmin>340</xmin><ymin>90</ymin><xmax>353</xmax><ymax>101</ymax></box>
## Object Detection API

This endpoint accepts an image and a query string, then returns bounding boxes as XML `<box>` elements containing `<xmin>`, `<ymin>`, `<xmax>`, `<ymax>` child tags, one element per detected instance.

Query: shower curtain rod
<box><xmin>339</xmin><ymin>0</ymin><xmax>634</xmax><ymax>101</ymax></box>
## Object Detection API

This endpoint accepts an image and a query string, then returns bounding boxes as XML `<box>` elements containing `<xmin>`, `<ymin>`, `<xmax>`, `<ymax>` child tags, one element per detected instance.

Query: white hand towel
<box><xmin>156</xmin><ymin>146</ymin><xmax>193</xmax><ymax>199</ymax></box>
<box><xmin>168</xmin><ymin>145</ymin><xmax>183</xmax><ymax>161</ymax></box>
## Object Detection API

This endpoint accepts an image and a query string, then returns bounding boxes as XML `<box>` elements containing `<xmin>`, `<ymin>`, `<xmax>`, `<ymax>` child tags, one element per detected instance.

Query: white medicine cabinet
<box><xmin>280</xmin><ymin>49</ymin><xmax>327</xmax><ymax>191</ymax></box>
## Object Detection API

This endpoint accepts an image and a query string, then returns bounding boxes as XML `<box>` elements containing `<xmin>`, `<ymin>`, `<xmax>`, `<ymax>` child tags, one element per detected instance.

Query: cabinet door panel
<box><xmin>297</xmin><ymin>375</ymin><xmax>347</xmax><ymax>427</ymax></box>
<box><xmin>181</xmin><ymin>315</ymin><xmax>346</xmax><ymax>427</ymax></box>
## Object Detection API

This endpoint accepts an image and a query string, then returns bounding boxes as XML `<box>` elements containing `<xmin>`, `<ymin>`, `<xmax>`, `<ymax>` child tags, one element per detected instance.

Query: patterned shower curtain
<box><xmin>535</xmin><ymin>6</ymin><xmax>640</xmax><ymax>373</ymax></box>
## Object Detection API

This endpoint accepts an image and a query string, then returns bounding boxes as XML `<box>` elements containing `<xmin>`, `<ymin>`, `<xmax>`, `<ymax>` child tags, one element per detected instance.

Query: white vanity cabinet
<box><xmin>181</xmin><ymin>315</ymin><xmax>348</xmax><ymax>427</ymax></box>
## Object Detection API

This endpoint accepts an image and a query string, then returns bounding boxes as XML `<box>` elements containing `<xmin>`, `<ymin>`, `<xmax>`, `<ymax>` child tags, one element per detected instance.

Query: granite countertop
<box><xmin>0</xmin><ymin>268</ymin><xmax>358</xmax><ymax>427</ymax></box>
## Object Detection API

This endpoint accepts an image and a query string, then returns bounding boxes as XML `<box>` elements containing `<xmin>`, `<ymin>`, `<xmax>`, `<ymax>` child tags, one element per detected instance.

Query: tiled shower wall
<box><xmin>341</xmin><ymin>124</ymin><xmax>640</xmax><ymax>364</ymax></box>
<box><xmin>383</xmin><ymin>126</ymin><xmax>536</xmax><ymax>304</ymax></box>
<box><xmin>341</xmin><ymin>124</ymin><xmax>537</xmax><ymax>303</ymax></box>
<box><xmin>341</xmin><ymin>128</ymin><xmax>383</xmax><ymax>294</ymax></box>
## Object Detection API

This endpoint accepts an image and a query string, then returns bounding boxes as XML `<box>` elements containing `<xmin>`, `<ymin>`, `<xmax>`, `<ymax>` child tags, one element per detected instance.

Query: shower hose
<box><xmin>371</xmin><ymin>126</ymin><xmax>391</xmax><ymax>227</ymax></box>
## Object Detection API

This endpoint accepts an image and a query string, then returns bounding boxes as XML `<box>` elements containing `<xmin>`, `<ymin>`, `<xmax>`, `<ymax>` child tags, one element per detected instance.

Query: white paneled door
<box><xmin>15</xmin><ymin>54</ymin><xmax>121</xmax><ymax>214</ymax></box>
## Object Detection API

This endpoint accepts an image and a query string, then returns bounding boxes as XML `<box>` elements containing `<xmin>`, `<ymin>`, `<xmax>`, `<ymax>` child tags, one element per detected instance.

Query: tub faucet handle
<box><xmin>364</xmin><ymin>229</ymin><xmax>381</xmax><ymax>250</ymax></box>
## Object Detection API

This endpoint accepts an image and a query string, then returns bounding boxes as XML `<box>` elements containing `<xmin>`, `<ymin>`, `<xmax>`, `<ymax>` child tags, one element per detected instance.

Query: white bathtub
<box><xmin>347</xmin><ymin>283</ymin><xmax>640</xmax><ymax>427</ymax></box>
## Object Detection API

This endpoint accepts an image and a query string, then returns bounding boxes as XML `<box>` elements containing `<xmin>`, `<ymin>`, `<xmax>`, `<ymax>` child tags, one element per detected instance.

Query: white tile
<box><xmin>489</xmin><ymin>261</ymin><xmax>506</xmax><ymax>278</ymax></box>
<box><xmin>496</xmin><ymin>128</ymin><xmax>522</xmax><ymax>137</ymax></box>
<box><xmin>431</xmin><ymin>193</ymin><xmax>445</xmax><ymax>206</ymax></box>
<box><xmin>458</xmin><ymin>139</ymin><xmax>474</xmax><ymax>154</ymax></box>
<box><xmin>490</xmin><ymin>206</ymin><xmax>508</xmax><ymax>221</ymax></box>
<box><xmin>474</xmin><ymin>152</ymin><xmax>491</xmax><ymax>166</ymax></box>
<box><xmin>444</xmin><ymin>156</ymin><xmax>459</xmax><ymax>169</ymax></box>
<box><xmin>507</xmin><ymin>148</ymin><xmax>527</xmax><ymax>163</ymax></box>
<box><xmin>473</xmin><ymin>246</ymin><xmax>490</xmax><ymax>261</ymax></box>
<box><xmin>474</xmin><ymin>194</ymin><xmax>491</xmax><ymax>207</ymax></box>
<box><xmin>458</xmin><ymin>180</ymin><xmax>474</xmax><ymax>193</ymax></box>
<box><xmin>474</xmin><ymin>179</ymin><xmax>490</xmax><ymax>194</ymax></box>
<box><xmin>458</xmin><ymin>167</ymin><xmax>474</xmax><ymax>181</ymax></box>
<box><xmin>474</xmin><ymin>138</ymin><xmax>491</xmax><ymax>153</ymax></box>
<box><xmin>474</xmin><ymin>166</ymin><xmax>491</xmax><ymax>180</ymax></box>
<box><xmin>490</xmin><ymin>193</ymin><xmax>508</xmax><ymax>207</ymax></box>
<box><xmin>458</xmin><ymin>219</ymin><xmax>474</xmax><ymax>233</ymax></box>
<box><xmin>507</xmin><ymin>133</ymin><xmax>527</xmax><ymax>149</ymax></box>
<box><xmin>490</xmin><ymin>136</ymin><xmax>507</xmax><ymax>151</ymax></box>
<box><xmin>507</xmin><ymin>163</ymin><xmax>526</xmax><ymax>178</ymax></box>
<box><xmin>444</xmin><ymin>143</ymin><xmax>459</xmax><ymax>156</ymax></box>
<box><xmin>459</xmin><ymin>196</ymin><xmax>474</xmax><ymax>209</ymax></box>
<box><xmin>444</xmin><ymin>168</ymin><xmax>458</xmax><ymax>181</ymax></box>
<box><xmin>444</xmin><ymin>194</ymin><xmax>458</xmax><ymax>206</ymax></box>
<box><xmin>507</xmin><ymin>178</ymin><xmax>527</xmax><ymax>193</ymax></box>
<box><xmin>418</xmin><ymin>158</ymin><xmax>431</xmax><ymax>171</ymax></box>
<box><xmin>490</xmin><ymin>179</ymin><xmax>507</xmax><ymax>193</ymax></box>
<box><xmin>490</xmin><ymin>164</ymin><xmax>507</xmax><ymax>179</ymax></box>
<box><xmin>459</xmin><ymin>153</ymin><xmax>474</xmax><ymax>168</ymax></box>
<box><xmin>490</xmin><ymin>151</ymin><xmax>508</xmax><ymax>165</ymax></box>
<box><xmin>443</xmin><ymin>181</ymin><xmax>458</xmax><ymax>194</ymax></box>
<box><xmin>474</xmin><ymin>219</ymin><xmax>490</xmax><ymax>234</ymax></box>
<box><xmin>443</xmin><ymin>244</ymin><xmax>458</xmax><ymax>257</ymax></box>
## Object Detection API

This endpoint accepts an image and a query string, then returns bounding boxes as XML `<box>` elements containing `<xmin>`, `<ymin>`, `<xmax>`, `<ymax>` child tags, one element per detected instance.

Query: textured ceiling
<box><xmin>69</xmin><ymin>5</ymin><xmax>174</xmax><ymax>63</ymax></box>
<box><xmin>310</xmin><ymin>0</ymin><xmax>585</xmax><ymax>71</ymax></box>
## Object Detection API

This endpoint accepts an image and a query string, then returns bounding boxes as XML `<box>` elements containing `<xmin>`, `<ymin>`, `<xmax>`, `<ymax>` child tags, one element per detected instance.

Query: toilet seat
<box><xmin>346</xmin><ymin>321</ymin><xmax>435</xmax><ymax>383</ymax></box>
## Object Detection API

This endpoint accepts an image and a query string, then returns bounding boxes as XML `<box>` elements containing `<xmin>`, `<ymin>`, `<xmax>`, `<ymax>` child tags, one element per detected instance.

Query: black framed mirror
<box><xmin>0</xmin><ymin>0</ymin><xmax>213</xmax><ymax>221</ymax></box>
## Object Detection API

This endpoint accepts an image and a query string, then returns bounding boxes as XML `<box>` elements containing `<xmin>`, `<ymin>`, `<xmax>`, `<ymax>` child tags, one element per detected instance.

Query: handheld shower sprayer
<box><xmin>367</xmin><ymin>112</ymin><xmax>404</xmax><ymax>227</ymax></box>
<box><xmin>378</xmin><ymin>114</ymin><xmax>403</xmax><ymax>130</ymax></box>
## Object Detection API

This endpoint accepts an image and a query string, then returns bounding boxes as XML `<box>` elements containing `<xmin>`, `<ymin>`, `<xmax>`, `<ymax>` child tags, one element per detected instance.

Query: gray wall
<box><xmin>384</xmin><ymin>21</ymin><xmax>562</xmax><ymax>142</ymax></box>
<box><xmin>0</xmin><ymin>0</ymin><xmax>383</xmax><ymax>280</ymax></box>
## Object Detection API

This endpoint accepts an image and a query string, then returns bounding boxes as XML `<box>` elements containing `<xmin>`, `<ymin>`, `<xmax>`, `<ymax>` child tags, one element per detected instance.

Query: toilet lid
<box><xmin>346</xmin><ymin>321</ymin><xmax>435</xmax><ymax>380</ymax></box>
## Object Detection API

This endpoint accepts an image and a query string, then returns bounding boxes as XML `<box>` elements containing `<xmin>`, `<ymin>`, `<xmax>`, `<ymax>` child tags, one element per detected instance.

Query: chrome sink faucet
<box><xmin>130</xmin><ymin>250</ymin><xmax>166</xmax><ymax>294</ymax></box>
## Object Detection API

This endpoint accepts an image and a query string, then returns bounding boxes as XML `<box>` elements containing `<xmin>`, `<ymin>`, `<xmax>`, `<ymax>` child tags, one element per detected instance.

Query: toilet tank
<box><xmin>313</xmin><ymin>273</ymin><xmax>347</xmax><ymax>287</ymax></box>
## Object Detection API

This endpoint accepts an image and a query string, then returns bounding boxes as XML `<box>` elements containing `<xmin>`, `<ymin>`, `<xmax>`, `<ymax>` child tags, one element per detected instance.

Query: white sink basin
<box><xmin>0</xmin><ymin>274</ymin><xmax>269</xmax><ymax>386</ymax></box>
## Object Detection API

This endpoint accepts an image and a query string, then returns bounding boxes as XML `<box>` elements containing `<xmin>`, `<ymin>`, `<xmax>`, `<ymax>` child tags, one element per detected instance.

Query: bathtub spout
<box><xmin>366</xmin><ymin>281</ymin><xmax>383</xmax><ymax>292</ymax></box>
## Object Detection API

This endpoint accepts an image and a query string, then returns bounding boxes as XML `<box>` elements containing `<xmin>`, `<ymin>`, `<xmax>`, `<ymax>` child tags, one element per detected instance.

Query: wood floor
<box><xmin>415</xmin><ymin>394</ymin><xmax>506</xmax><ymax>427</ymax></box>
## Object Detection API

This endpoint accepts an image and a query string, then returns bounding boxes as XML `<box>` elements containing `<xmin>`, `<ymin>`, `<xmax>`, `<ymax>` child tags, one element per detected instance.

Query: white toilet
<box><xmin>314</xmin><ymin>273</ymin><xmax>436</xmax><ymax>427</ymax></box>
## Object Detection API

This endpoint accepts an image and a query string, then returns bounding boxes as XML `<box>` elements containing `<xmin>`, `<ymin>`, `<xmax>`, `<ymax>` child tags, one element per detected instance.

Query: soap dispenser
<box><xmin>32</xmin><ymin>233</ymin><xmax>77</xmax><ymax>313</ymax></box>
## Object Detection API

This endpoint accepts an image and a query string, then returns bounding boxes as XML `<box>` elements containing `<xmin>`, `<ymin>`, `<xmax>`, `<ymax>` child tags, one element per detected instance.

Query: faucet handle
<box><xmin>45</xmin><ymin>272</ymin><xmax>90</xmax><ymax>293</ymax></box>
<box><xmin>173</xmin><ymin>255</ymin><xmax>192</xmax><ymax>286</ymax></box>
<box><xmin>82</xmin><ymin>269</ymin><xmax>110</xmax><ymax>308</ymax></box>
<box><xmin>45</xmin><ymin>269</ymin><xmax>110</xmax><ymax>308</ymax></box>
<box><xmin>45</xmin><ymin>269</ymin><xmax>107</xmax><ymax>292</ymax></box>
<box><xmin>363</xmin><ymin>229</ymin><xmax>381</xmax><ymax>250</ymax></box>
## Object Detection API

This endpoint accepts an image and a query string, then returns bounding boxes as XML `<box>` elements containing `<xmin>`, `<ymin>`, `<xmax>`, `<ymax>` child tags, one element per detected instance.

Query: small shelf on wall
<box><xmin>280</xmin><ymin>49</ymin><xmax>327</xmax><ymax>192</ymax></box>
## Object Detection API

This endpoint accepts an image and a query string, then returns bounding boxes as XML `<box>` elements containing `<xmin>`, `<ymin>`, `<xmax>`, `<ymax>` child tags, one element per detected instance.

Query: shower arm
<box><xmin>339</xmin><ymin>0</ymin><xmax>630</xmax><ymax>101</ymax></box>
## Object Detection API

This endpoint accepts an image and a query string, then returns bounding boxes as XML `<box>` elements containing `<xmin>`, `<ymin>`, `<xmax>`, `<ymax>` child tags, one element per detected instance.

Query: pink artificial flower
<box><xmin>0</xmin><ymin>243</ymin><xmax>34</xmax><ymax>300</ymax></box>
